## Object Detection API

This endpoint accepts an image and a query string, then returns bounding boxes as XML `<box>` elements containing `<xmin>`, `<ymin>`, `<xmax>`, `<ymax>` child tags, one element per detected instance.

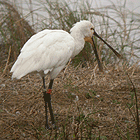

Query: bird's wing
<box><xmin>21</xmin><ymin>29</ymin><xmax>52</xmax><ymax>52</ymax></box>
<box><xmin>11</xmin><ymin>30</ymin><xmax>75</xmax><ymax>79</ymax></box>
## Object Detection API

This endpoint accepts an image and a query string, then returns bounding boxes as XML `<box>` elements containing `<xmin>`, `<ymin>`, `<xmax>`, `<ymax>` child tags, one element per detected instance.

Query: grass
<box><xmin>0</xmin><ymin>0</ymin><xmax>35</xmax><ymax>63</ymax></box>
<box><xmin>0</xmin><ymin>63</ymin><xmax>139</xmax><ymax>139</ymax></box>
<box><xmin>1</xmin><ymin>0</ymin><xmax>140</xmax><ymax>65</ymax></box>
<box><xmin>0</xmin><ymin>0</ymin><xmax>140</xmax><ymax>139</ymax></box>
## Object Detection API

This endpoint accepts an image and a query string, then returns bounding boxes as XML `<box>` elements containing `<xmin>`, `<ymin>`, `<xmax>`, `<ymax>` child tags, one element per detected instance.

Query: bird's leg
<box><xmin>47</xmin><ymin>79</ymin><xmax>56</xmax><ymax>129</ymax></box>
<box><xmin>43</xmin><ymin>77</ymin><xmax>50</xmax><ymax>129</ymax></box>
<box><xmin>43</xmin><ymin>78</ymin><xmax>56</xmax><ymax>129</ymax></box>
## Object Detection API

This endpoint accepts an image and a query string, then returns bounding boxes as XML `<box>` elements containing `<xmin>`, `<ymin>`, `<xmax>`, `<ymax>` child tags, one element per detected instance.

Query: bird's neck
<box><xmin>70</xmin><ymin>30</ymin><xmax>85</xmax><ymax>58</ymax></box>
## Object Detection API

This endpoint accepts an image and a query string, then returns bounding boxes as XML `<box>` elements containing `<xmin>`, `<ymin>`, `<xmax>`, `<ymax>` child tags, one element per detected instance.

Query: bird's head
<box><xmin>71</xmin><ymin>20</ymin><xmax>122</xmax><ymax>72</ymax></box>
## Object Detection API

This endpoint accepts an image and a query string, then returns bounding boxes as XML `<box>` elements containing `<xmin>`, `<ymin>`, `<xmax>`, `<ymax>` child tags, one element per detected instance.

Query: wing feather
<box><xmin>11</xmin><ymin>30</ymin><xmax>75</xmax><ymax>79</ymax></box>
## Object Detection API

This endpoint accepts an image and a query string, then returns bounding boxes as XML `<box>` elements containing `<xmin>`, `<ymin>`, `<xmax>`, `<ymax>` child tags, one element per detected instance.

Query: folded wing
<box><xmin>11</xmin><ymin>30</ymin><xmax>75</xmax><ymax>79</ymax></box>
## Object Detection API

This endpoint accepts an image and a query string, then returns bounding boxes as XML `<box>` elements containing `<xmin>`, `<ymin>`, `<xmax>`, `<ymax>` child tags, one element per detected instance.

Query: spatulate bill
<box><xmin>91</xmin><ymin>36</ymin><xmax>103</xmax><ymax>72</ymax></box>
<box><xmin>94</xmin><ymin>31</ymin><xmax>122</xmax><ymax>59</ymax></box>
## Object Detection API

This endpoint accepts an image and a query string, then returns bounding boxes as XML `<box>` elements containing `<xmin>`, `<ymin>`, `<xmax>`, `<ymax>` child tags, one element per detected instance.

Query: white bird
<box><xmin>10</xmin><ymin>20</ymin><xmax>121</xmax><ymax>129</ymax></box>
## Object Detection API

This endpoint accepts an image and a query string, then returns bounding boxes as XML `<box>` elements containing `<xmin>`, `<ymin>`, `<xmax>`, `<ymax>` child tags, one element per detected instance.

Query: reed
<box><xmin>0</xmin><ymin>0</ymin><xmax>139</xmax><ymax>139</ymax></box>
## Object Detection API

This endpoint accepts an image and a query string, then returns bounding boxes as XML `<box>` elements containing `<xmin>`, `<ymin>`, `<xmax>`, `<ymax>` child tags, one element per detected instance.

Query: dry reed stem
<box><xmin>126</xmin><ymin>73</ymin><xmax>140</xmax><ymax>139</ymax></box>
<box><xmin>1</xmin><ymin>46</ymin><xmax>11</xmax><ymax>77</ymax></box>
<box><xmin>0</xmin><ymin>0</ymin><xmax>140</xmax><ymax>139</ymax></box>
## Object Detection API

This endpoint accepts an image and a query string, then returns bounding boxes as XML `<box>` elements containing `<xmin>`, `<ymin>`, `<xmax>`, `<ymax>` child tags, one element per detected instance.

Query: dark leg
<box><xmin>47</xmin><ymin>79</ymin><xmax>55</xmax><ymax>126</ymax></box>
<box><xmin>43</xmin><ymin>77</ymin><xmax>50</xmax><ymax>129</ymax></box>
<box><xmin>43</xmin><ymin>78</ymin><xmax>56</xmax><ymax>129</ymax></box>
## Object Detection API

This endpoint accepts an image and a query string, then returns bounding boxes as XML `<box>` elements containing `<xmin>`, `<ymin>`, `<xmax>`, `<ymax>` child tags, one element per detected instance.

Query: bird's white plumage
<box><xmin>11</xmin><ymin>20</ymin><xmax>94</xmax><ymax>79</ymax></box>
<box><xmin>11</xmin><ymin>30</ymin><xmax>75</xmax><ymax>79</ymax></box>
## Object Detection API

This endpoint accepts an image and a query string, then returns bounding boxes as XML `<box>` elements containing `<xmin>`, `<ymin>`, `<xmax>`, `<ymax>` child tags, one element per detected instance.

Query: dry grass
<box><xmin>0</xmin><ymin>0</ymin><xmax>35</xmax><ymax>63</ymax></box>
<box><xmin>0</xmin><ymin>62</ymin><xmax>140</xmax><ymax>139</ymax></box>
<box><xmin>0</xmin><ymin>0</ymin><xmax>140</xmax><ymax>139</ymax></box>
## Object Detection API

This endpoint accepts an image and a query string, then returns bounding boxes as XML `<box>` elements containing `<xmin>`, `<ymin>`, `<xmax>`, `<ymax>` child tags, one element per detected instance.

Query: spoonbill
<box><xmin>10</xmin><ymin>20</ymin><xmax>121</xmax><ymax>129</ymax></box>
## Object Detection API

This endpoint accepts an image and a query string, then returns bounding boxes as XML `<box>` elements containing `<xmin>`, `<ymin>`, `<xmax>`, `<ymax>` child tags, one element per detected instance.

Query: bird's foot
<box><xmin>45</xmin><ymin>124</ymin><xmax>57</xmax><ymax>130</ymax></box>
<box><xmin>45</xmin><ymin>124</ymin><xmax>51</xmax><ymax>130</ymax></box>
<box><xmin>52</xmin><ymin>123</ymin><xmax>57</xmax><ymax>129</ymax></box>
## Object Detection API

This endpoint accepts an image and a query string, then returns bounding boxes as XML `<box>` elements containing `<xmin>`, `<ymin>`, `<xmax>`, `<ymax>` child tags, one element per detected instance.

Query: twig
<box><xmin>125</xmin><ymin>103</ymin><xmax>136</xmax><ymax>125</ymax></box>
<box><xmin>1</xmin><ymin>46</ymin><xmax>12</xmax><ymax>77</ymax></box>
<box><xmin>127</xmin><ymin>73</ymin><xmax>140</xmax><ymax>139</ymax></box>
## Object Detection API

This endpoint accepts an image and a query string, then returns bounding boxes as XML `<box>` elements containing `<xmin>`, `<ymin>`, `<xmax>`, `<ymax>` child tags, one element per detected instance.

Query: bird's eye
<box><xmin>90</xmin><ymin>28</ymin><xmax>94</xmax><ymax>30</ymax></box>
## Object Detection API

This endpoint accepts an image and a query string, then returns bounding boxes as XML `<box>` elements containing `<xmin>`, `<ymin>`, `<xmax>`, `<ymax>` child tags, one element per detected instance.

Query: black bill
<box><xmin>93</xmin><ymin>30</ymin><xmax>122</xmax><ymax>59</ymax></box>
<box><xmin>91</xmin><ymin>30</ymin><xmax>122</xmax><ymax>72</ymax></box>
<box><xmin>92</xmin><ymin>36</ymin><xmax>103</xmax><ymax>72</ymax></box>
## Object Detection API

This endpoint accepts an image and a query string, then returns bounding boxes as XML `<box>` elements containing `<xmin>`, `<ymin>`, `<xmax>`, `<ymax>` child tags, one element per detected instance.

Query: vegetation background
<box><xmin>0</xmin><ymin>0</ymin><xmax>140</xmax><ymax>139</ymax></box>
